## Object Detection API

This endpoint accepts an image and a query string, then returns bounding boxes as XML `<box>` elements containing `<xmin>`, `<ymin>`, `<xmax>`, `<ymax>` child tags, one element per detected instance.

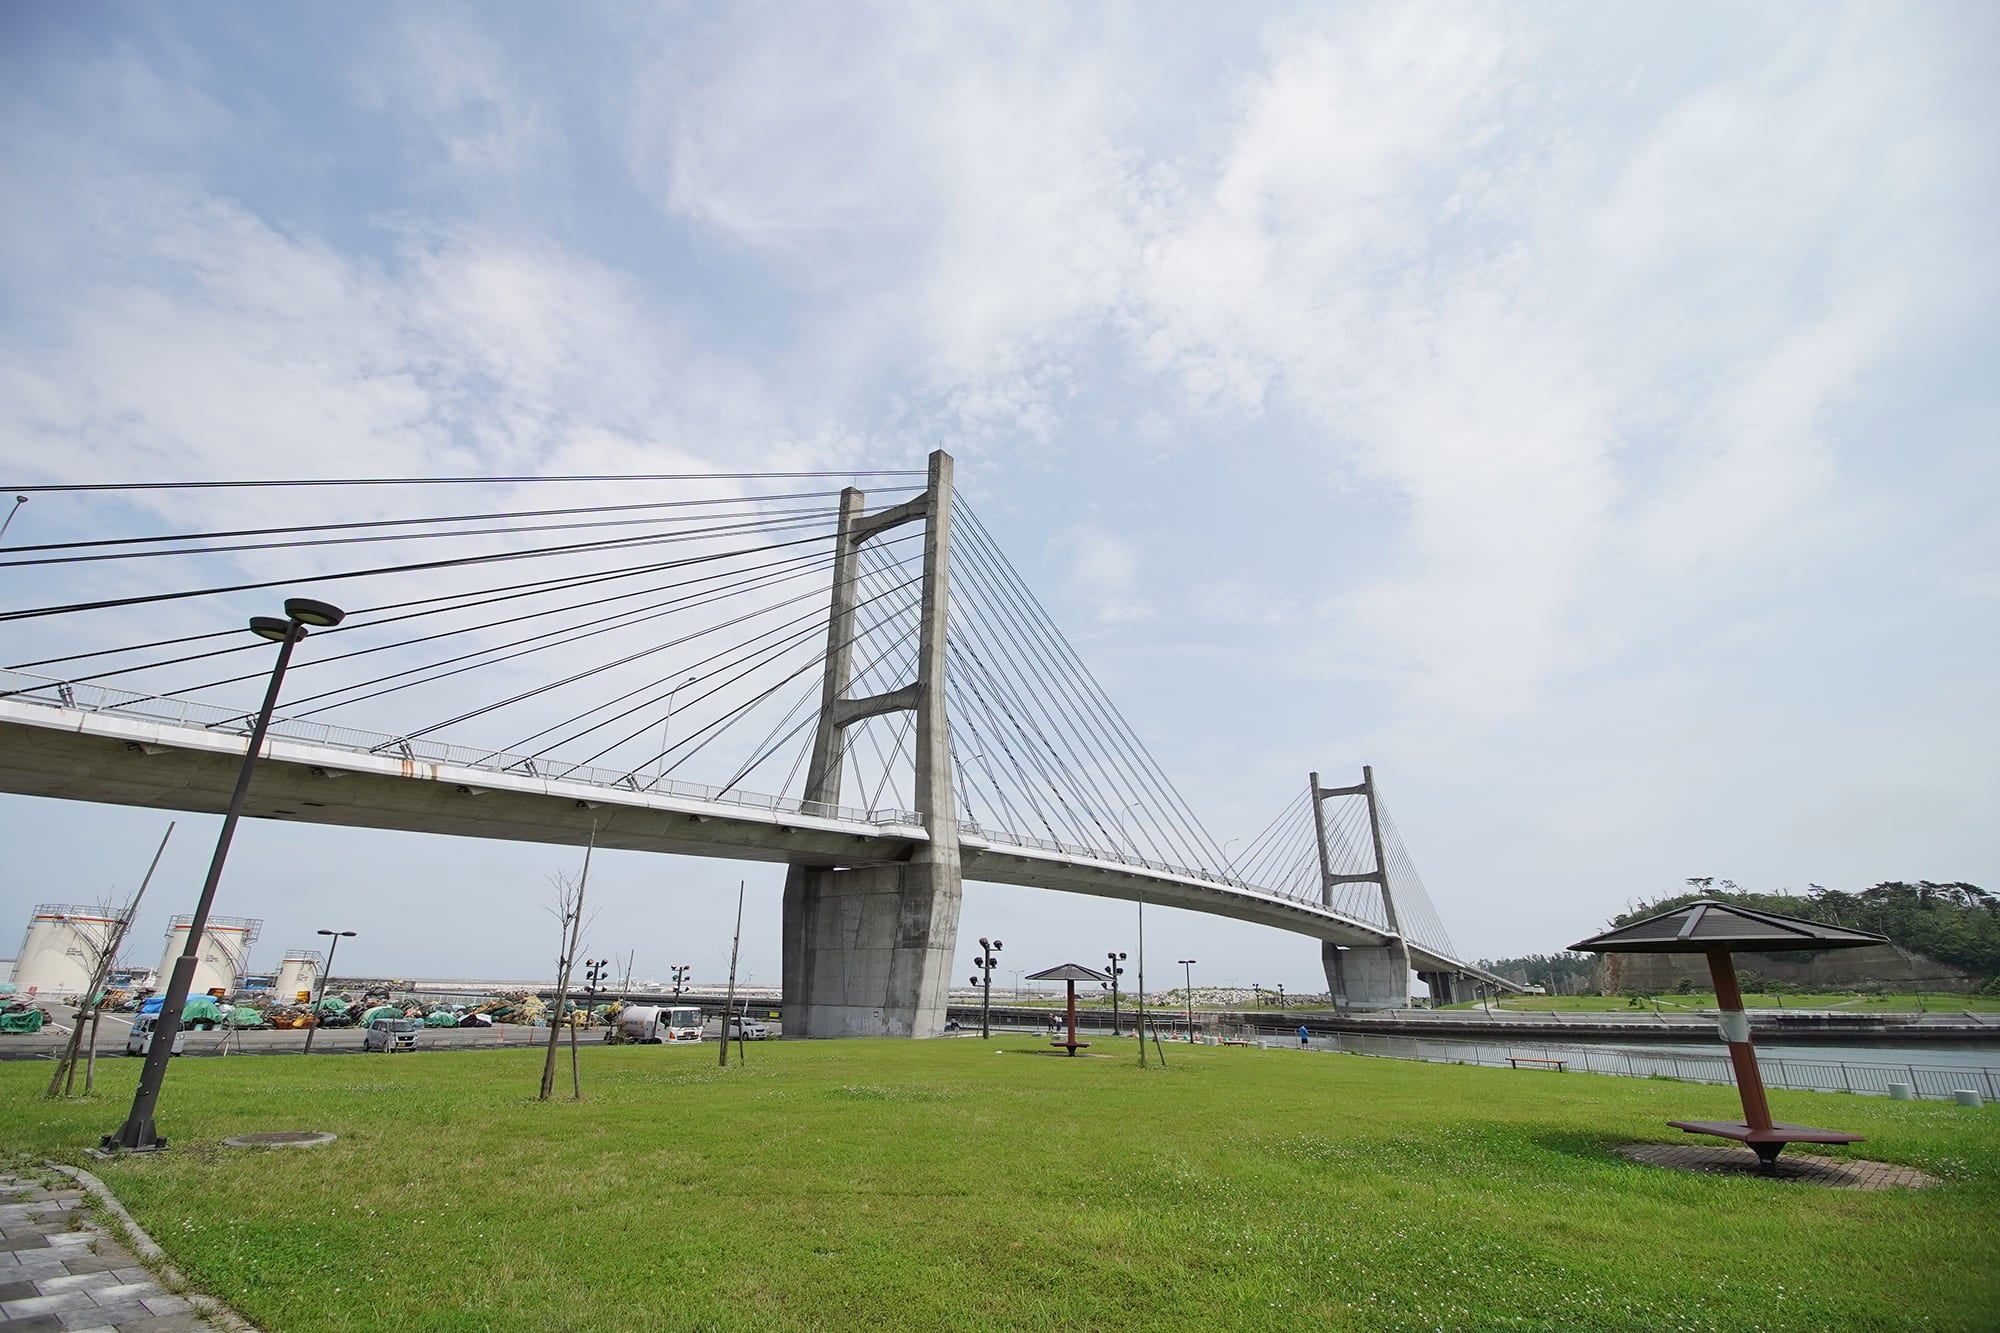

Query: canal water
<box><xmin>1308</xmin><ymin>1030</ymin><xmax>1999</xmax><ymax>1100</ymax></box>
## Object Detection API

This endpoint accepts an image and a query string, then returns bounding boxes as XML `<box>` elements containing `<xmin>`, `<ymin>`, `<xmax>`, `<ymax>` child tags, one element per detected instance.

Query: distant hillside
<box><xmin>1612</xmin><ymin>882</ymin><xmax>1998</xmax><ymax>984</ymax></box>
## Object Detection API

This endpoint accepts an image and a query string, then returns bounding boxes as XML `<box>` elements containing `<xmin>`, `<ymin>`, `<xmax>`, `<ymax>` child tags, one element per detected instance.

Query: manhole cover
<box><xmin>221</xmin><ymin>1131</ymin><xmax>337</xmax><ymax>1150</ymax></box>
<box><xmin>1618</xmin><ymin>1142</ymin><xmax>1935</xmax><ymax>1189</ymax></box>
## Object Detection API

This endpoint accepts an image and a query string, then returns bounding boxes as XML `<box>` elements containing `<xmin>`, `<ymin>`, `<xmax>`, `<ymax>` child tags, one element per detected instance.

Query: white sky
<box><xmin>1</xmin><ymin>2</ymin><xmax>1994</xmax><ymax>994</ymax></box>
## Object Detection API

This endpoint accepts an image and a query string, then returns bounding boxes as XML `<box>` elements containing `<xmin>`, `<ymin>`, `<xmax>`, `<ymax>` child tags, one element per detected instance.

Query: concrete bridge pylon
<box><xmin>1310</xmin><ymin>767</ymin><xmax>1411</xmax><ymax>1010</ymax></box>
<box><xmin>781</xmin><ymin>450</ymin><xmax>962</xmax><ymax>1037</ymax></box>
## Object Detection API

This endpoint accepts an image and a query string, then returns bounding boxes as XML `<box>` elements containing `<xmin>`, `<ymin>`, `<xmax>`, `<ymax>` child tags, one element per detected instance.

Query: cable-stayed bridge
<box><xmin>0</xmin><ymin>452</ymin><xmax>1505</xmax><ymax>1036</ymax></box>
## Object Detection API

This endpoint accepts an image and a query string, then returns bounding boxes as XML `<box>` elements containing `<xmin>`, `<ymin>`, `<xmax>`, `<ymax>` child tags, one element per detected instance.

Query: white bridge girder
<box><xmin>0</xmin><ymin>696</ymin><xmax>1491</xmax><ymax>978</ymax></box>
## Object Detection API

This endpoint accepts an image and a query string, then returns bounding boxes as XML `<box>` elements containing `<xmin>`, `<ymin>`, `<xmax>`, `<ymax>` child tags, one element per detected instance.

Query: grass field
<box><xmin>1447</xmin><ymin>993</ymin><xmax>2000</xmax><ymax>1013</ymax></box>
<box><xmin>4</xmin><ymin>1041</ymin><xmax>1996</xmax><ymax>1331</ymax></box>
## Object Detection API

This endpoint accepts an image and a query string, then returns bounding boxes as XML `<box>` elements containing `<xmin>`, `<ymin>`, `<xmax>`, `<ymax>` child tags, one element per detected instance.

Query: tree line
<box><xmin>1481</xmin><ymin>879</ymin><xmax>1998</xmax><ymax>991</ymax></box>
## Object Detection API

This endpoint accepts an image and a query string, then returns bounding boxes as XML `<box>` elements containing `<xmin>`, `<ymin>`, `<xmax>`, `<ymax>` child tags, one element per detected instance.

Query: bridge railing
<box><xmin>0</xmin><ymin>669</ymin><xmax>919</xmax><ymax>830</ymax></box>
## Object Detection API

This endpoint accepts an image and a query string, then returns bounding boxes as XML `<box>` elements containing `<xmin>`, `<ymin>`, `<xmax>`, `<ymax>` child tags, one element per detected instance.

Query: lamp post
<box><xmin>0</xmin><ymin>495</ymin><xmax>26</xmax><ymax>543</ymax></box>
<box><xmin>1178</xmin><ymin>958</ymin><xmax>1197</xmax><ymax>1040</ymax></box>
<box><xmin>105</xmin><ymin>596</ymin><xmax>344</xmax><ymax>1152</ymax></box>
<box><xmin>1104</xmin><ymin>950</ymin><xmax>1126</xmax><ymax>1036</ymax></box>
<box><xmin>301</xmin><ymin>929</ymin><xmax>355</xmax><ymax>1057</ymax></box>
<box><xmin>970</xmin><ymin>937</ymin><xmax>1002</xmax><ymax>1039</ymax></box>
<box><xmin>654</xmin><ymin>676</ymin><xmax>697</xmax><ymax>788</ymax></box>
<box><xmin>1276</xmin><ymin>983</ymin><xmax>1287</xmax><ymax>1011</ymax></box>
<box><xmin>670</xmin><ymin>964</ymin><xmax>691</xmax><ymax>999</ymax></box>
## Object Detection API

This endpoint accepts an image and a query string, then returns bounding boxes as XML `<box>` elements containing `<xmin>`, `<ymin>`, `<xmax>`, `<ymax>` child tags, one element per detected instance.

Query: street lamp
<box><xmin>670</xmin><ymin>964</ymin><xmax>691</xmax><ymax>999</ymax></box>
<box><xmin>970</xmin><ymin>937</ymin><xmax>1002</xmax><ymax>1039</ymax></box>
<box><xmin>105</xmin><ymin>596</ymin><xmax>344</xmax><ymax>1152</ymax></box>
<box><xmin>301</xmin><ymin>929</ymin><xmax>356</xmax><ymax>1057</ymax></box>
<box><xmin>653</xmin><ymin>677</ymin><xmax>697</xmax><ymax>788</ymax></box>
<box><xmin>0</xmin><ymin>495</ymin><xmax>27</xmax><ymax>543</ymax></box>
<box><xmin>1103</xmin><ymin>951</ymin><xmax>1127</xmax><ymax>1036</ymax></box>
<box><xmin>1178</xmin><ymin>958</ymin><xmax>1197</xmax><ymax>1040</ymax></box>
<box><xmin>1275</xmin><ymin>983</ymin><xmax>1287</xmax><ymax>1011</ymax></box>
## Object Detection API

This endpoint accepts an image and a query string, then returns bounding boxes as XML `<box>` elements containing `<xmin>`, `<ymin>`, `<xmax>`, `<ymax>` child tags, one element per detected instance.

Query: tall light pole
<box><xmin>301</xmin><ymin>929</ymin><xmax>355</xmax><ymax>1057</ymax></box>
<box><xmin>0</xmin><ymin>495</ymin><xmax>26</xmax><ymax>543</ymax></box>
<box><xmin>1178</xmin><ymin>958</ymin><xmax>1197</xmax><ymax>1040</ymax></box>
<box><xmin>654</xmin><ymin>676</ymin><xmax>697</xmax><ymax>788</ymax></box>
<box><xmin>1104</xmin><ymin>950</ymin><xmax>1126</xmax><ymax>1036</ymax></box>
<box><xmin>970</xmin><ymin>937</ymin><xmax>1002</xmax><ymax>1039</ymax></box>
<box><xmin>105</xmin><ymin>596</ymin><xmax>343</xmax><ymax>1152</ymax></box>
<box><xmin>671</xmin><ymin>964</ymin><xmax>691</xmax><ymax>999</ymax></box>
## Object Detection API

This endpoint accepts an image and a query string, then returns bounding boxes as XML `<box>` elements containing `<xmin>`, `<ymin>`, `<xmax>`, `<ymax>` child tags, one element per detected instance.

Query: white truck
<box><xmin>617</xmin><ymin>1005</ymin><xmax>704</xmax><ymax>1044</ymax></box>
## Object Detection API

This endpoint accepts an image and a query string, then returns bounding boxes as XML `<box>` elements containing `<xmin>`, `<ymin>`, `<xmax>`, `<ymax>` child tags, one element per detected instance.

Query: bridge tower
<box><xmin>1310</xmin><ymin>767</ymin><xmax>1411</xmax><ymax>1010</ymax></box>
<box><xmin>780</xmin><ymin>450</ymin><xmax>962</xmax><ymax>1037</ymax></box>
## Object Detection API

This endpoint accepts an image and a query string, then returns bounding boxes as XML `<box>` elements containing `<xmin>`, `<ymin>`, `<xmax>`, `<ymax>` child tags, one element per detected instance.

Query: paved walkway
<box><xmin>1618</xmin><ymin>1142</ymin><xmax>1938</xmax><ymax>1189</ymax></box>
<box><xmin>0</xmin><ymin>1172</ymin><xmax>223</xmax><ymax>1333</ymax></box>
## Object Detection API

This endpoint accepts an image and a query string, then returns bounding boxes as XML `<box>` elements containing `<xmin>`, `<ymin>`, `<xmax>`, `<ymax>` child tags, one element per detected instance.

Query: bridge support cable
<box><xmin>953</xmin><ymin>502</ymin><xmax>1228</xmax><ymax>869</ymax></box>
<box><xmin>0</xmin><ymin>496</ymin><xmax>864</xmax><ymax>570</ymax></box>
<box><xmin>564</xmin><ymin>570</ymin><xmax>925</xmax><ymax>775</ymax></box>
<box><xmin>0</xmin><ymin>504</ymin><xmax>869</xmax><ymax>626</ymax></box>
<box><xmin>26</xmin><ymin>541</ymin><xmax>855</xmax><ymax>698</ymax></box>
<box><xmin>944</xmin><ymin>501</ymin><xmax>1226</xmax><ymax>875</ymax></box>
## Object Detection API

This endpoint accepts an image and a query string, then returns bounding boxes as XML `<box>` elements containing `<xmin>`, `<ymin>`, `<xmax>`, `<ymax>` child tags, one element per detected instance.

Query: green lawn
<box><xmin>1454</xmin><ymin>993</ymin><xmax>2000</xmax><ymax>1014</ymax></box>
<box><xmin>4</xmin><ymin>1042</ymin><xmax>1996</xmax><ymax>1331</ymax></box>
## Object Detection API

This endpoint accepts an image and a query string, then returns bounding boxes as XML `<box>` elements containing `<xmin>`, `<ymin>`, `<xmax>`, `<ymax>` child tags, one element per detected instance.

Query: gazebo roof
<box><xmin>1570</xmin><ymin>900</ymin><xmax>1889</xmax><ymax>954</ymax></box>
<box><xmin>1026</xmin><ymin>962</ymin><xmax>1112</xmax><ymax>983</ymax></box>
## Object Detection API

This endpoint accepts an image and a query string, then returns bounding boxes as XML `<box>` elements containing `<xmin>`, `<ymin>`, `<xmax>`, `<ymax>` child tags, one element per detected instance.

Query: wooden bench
<box><xmin>1507</xmin><ymin>1056</ymin><xmax>1566</xmax><ymax>1072</ymax></box>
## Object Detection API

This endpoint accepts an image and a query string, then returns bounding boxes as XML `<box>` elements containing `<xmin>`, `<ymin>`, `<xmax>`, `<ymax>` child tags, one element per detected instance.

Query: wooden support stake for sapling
<box><xmin>540</xmin><ymin>824</ymin><xmax>593</xmax><ymax>1102</ymax></box>
<box><xmin>720</xmin><ymin>881</ymin><xmax>745</xmax><ymax>1068</ymax></box>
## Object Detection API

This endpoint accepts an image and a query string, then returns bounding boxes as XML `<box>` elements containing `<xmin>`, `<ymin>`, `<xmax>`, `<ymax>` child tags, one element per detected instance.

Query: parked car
<box><xmin>726</xmin><ymin>1016</ymin><xmax>770</xmax><ymax>1041</ymax></box>
<box><xmin>362</xmin><ymin>1017</ymin><xmax>421</xmax><ymax>1052</ymax></box>
<box><xmin>126</xmin><ymin>1015</ymin><xmax>187</xmax><ymax>1056</ymax></box>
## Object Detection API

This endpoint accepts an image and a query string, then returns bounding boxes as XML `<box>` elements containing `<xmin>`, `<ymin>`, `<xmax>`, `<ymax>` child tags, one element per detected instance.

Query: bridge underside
<box><xmin>0</xmin><ymin>706</ymin><xmax>1499</xmax><ymax>1010</ymax></box>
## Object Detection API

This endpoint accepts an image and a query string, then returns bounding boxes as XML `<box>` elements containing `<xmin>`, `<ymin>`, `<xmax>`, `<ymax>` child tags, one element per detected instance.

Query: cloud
<box><xmin>351</xmin><ymin>5</ymin><xmax>556</xmax><ymax>177</ymax></box>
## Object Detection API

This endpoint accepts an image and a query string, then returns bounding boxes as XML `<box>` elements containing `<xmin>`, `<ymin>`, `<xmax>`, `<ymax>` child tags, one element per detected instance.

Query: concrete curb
<box><xmin>45</xmin><ymin>1160</ymin><xmax>265</xmax><ymax>1333</ymax></box>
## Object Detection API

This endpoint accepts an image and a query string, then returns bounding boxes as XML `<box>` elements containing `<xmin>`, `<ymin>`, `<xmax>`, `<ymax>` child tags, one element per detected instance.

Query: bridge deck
<box><xmin>0</xmin><ymin>685</ymin><xmax>1492</xmax><ymax>979</ymax></box>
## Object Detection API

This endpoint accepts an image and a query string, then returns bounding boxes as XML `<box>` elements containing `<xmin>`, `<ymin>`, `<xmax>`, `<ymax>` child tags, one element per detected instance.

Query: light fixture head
<box><xmin>249</xmin><ymin>616</ymin><xmax>293</xmax><ymax>642</ymax></box>
<box><xmin>284</xmin><ymin>597</ymin><xmax>345</xmax><ymax>627</ymax></box>
<box><xmin>993</xmin><ymin>939</ymin><xmax>1002</xmax><ymax>950</ymax></box>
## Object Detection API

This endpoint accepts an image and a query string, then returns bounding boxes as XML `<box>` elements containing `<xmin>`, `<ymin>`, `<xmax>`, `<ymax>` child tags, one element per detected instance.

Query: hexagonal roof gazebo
<box><xmin>1571</xmin><ymin>900</ymin><xmax>1889</xmax><ymax>1170</ymax></box>
<box><xmin>1027</xmin><ymin>962</ymin><xmax>1110</xmax><ymax>1056</ymax></box>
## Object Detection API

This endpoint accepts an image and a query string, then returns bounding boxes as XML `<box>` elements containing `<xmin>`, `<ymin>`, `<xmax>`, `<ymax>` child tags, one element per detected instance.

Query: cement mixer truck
<box><xmin>616</xmin><ymin>1005</ymin><xmax>703</xmax><ymax>1044</ymax></box>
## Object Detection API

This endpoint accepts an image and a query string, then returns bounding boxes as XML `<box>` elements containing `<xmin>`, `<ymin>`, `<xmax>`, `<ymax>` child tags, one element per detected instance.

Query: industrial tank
<box><xmin>10</xmin><ymin>904</ymin><xmax>126</xmax><ymax>998</ymax></box>
<box><xmin>156</xmin><ymin>915</ymin><xmax>262</xmax><ymax>995</ymax></box>
<box><xmin>273</xmin><ymin>950</ymin><xmax>322</xmax><ymax>1003</ymax></box>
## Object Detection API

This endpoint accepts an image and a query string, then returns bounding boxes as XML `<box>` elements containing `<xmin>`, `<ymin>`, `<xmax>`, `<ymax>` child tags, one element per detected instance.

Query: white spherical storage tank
<box><xmin>11</xmin><ymin>904</ymin><xmax>126</xmax><ymax>998</ymax></box>
<box><xmin>156</xmin><ymin>914</ymin><xmax>262</xmax><ymax>995</ymax></box>
<box><xmin>273</xmin><ymin>950</ymin><xmax>322</xmax><ymax>1003</ymax></box>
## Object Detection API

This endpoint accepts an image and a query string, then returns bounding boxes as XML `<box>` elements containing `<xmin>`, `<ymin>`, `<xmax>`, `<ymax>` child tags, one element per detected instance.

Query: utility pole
<box><xmin>1104</xmin><ymin>951</ymin><xmax>1127</xmax><ymax>1036</ymax></box>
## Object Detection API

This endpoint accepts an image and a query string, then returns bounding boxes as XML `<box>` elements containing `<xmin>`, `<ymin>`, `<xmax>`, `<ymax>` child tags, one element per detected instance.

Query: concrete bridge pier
<box><xmin>1417</xmin><ymin>969</ymin><xmax>1478</xmax><ymax>1007</ymax></box>
<box><xmin>1329</xmin><ymin>942</ymin><xmax>1413</xmax><ymax>1010</ymax></box>
<box><xmin>783</xmin><ymin>451</ymin><xmax>962</xmax><ymax>1038</ymax></box>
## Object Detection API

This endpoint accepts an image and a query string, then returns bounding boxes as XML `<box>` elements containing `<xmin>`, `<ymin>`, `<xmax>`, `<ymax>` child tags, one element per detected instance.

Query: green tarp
<box><xmin>361</xmin><ymin>1005</ymin><xmax>404</xmax><ymax>1023</ymax></box>
<box><xmin>0</xmin><ymin>1009</ymin><xmax>44</xmax><ymax>1034</ymax></box>
<box><xmin>423</xmin><ymin>1010</ymin><xmax>458</xmax><ymax>1027</ymax></box>
<box><xmin>181</xmin><ymin>996</ymin><xmax>223</xmax><ymax>1024</ymax></box>
<box><xmin>314</xmin><ymin>997</ymin><xmax>349</xmax><ymax>1015</ymax></box>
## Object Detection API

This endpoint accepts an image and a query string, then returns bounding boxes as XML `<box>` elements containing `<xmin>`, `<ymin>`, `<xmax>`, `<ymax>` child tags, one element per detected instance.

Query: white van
<box><xmin>126</xmin><ymin>1016</ymin><xmax>187</xmax><ymax>1057</ymax></box>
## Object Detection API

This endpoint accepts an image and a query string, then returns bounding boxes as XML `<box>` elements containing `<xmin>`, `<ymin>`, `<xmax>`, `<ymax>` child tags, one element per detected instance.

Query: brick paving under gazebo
<box><xmin>1617</xmin><ymin>1143</ymin><xmax>1936</xmax><ymax>1190</ymax></box>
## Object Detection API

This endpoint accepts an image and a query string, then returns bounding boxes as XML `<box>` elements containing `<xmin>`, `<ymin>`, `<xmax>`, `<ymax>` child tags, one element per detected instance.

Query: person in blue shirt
<box><xmin>1298</xmin><ymin>1024</ymin><xmax>1309</xmax><ymax>1048</ymax></box>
